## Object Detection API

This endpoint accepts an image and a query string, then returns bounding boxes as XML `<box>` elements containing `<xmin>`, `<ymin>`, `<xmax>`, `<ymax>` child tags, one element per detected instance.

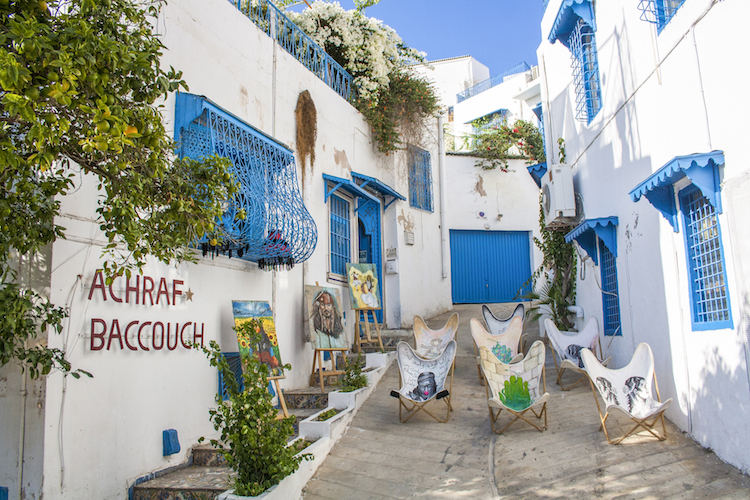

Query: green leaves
<box><xmin>466</xmin><ymin>119</ymin><xmax>545</xmax><ymax>171</ymax></box>
<box><xmin>1</xmin><ymin>0</ymin><xmax>237</xmax><ymax>378</ymax></box>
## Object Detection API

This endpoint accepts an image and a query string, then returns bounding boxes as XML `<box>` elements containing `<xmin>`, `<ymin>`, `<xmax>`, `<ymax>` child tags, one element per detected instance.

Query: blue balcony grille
<box><xmin>329</xmin><ymin>194</ymin><xmax>351</xmax><ymax>276</ymax></box>
<box><xmin>680</xmin><ymin>185</ymin><xmax>733</xmax><ymax>330</ymax></box>
<box><xmin>407</xmin><ymin>145</ymin><xmax>434</xmax><ymax>212</ymax></box>
<box><xmin>569</xmin><ymin>19</ymin><xmax>602</xmax><ymax>124</ymax></box>
<box><xmin>637</xmin><ymin>0</ymin><xmax>686</xmax><ymax>33</ymax></box>
<box><xmin>599</xmin><ymin>240</ymin><xmax>621</xmax><ymax>336</ymax></box>
<box><xmin>456</xmin><ymin>62</ymin><xmax>531</xmax><ymax>103</ymax></box>
<box><xmin>472</xmin><ymin>109</ymin><xmax>508</xmax><ymax>135</ymax></box>
<box><xmin>227</xmin><ymin>0</ymin><xmax>356</xmax><ymax>103</ymax></box>
<box><xmin>175</xmin><ymin>93</ymin><xmax>317</xmax><ymax>270</ymax></box>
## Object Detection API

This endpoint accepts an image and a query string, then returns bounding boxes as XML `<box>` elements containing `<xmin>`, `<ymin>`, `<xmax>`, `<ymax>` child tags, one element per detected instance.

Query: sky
<box><xmin>292</xmin><ymin>1</ymin><xmax>546</xmax><ymax>76</ymax></box>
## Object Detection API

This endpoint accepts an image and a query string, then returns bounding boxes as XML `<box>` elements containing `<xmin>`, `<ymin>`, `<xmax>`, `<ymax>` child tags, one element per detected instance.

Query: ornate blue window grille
<box><xmin>329</xmin><ymin>194</ymin><xmax>351</xmax><ymax>276</ymax></box>
<box><xmin>599</xmin><ymin>239</ymin><xmax>621</xmax><ymax>336</ymax></box>
<box><xmin>226</xmin><ymin>0</ymin><xmax>356</xmax><ymax>103</ymax></box>
<box><xmin>218</xmin><ymin>352</ymin><xmax>245</xmax><ymax>401</ymax></box>
<box><xmin>679</xmin><ymin>185</ymin><xmax>733</xmax><ymax>330</ymax></box>
<box><xmin>569</xmin><ymin>19</ymin><xmax>602</xmax><ymax>124</ymax></box>
<box><xmin>637</xmin><ymin>0</ymin><xmax>685</xmax><ymax>33</ymax></box>
<box><xmin>175</xmin><ymin>93</ymin><xmax>317</xmax><ymax>270</ymax></box>
<box><xmin>407</xmin><ymin>145</ymin><xmax>434</xmax><ymax>212</ymax></box>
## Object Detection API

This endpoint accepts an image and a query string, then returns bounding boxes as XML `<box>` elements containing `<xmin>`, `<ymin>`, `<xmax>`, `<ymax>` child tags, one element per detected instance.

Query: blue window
<box><xmin>569</xmin><ymin>19</ymin><xmax>602</xmax><ymax>123</ymax></box>
<box><xmin>408</xmin><ymin>145</ymin><xmax>434</xmax><ymax>212</ymax></box>
<box><xmin>679</xmin><ymin>185</ymin><xmax>733</xmax><ymax>330</ymax></box>
<box><xmin>637</xmin><ymin>0</ymin><xmax>686</xmax><ymax>33</ymax></box>
<box><xmin>329</xmin><ymin>194</ymin><xmax>351</xmax><ymax>276</ymax></box>
<box><xmin>548</xmin><ymin>0</ymin><xmax>602</xmax><ymax>124</ymax></box>
<box><xmin>599</xmin><ymin>240</ymin><xmax>622</xmax><ymax>336</ymax></box>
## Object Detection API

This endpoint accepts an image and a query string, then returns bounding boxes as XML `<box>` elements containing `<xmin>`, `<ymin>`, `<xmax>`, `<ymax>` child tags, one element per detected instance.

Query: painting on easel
<box><xmin>346</xmin><ymin>263</ymin><xmax>380</xmax><ymax>310</ymax></box>
<box><xmin>304</xmin><ymin>285</ymin><xmax>348</xmax><ymax>350</ymax></box>
<box><xmin>232</xmin><ymin>300</ymin><xmax>284</xmax><ymax>378</ymax></box>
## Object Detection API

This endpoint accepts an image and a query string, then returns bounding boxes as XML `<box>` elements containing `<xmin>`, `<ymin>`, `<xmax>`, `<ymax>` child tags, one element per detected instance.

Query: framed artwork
<box><xmin>346</xmin><ymin>263</ymin><xmax>380</xmax><ymax>310</ymax></box>
<box><xmin>232</xmin><ymin>300</ymin><xmax>284</xmax><ymax>378</ymax></box>
<box><xmin>304</xmin><ymin>285</ymin><xmax>348</xmax><ymax>349</ymax></box>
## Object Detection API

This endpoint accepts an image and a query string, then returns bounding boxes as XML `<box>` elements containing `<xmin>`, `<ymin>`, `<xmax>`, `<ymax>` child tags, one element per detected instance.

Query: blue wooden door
<box><xmin>357</xmin><ymin>198</ymin><xmax>383</xmax><ymax>322</ymax></box>
<box><xmin>449</xmin><ymin>230</ymin><xmax>532</xmax><ymax>304</ymax></box>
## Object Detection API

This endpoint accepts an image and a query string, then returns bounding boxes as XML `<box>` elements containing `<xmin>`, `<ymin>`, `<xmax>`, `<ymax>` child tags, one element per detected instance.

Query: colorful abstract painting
<box><xmin>304</xmin><ymin>285</ymin><xmax>347</xmax><ymax>350</ymax></box>
<box><xmin>232</xmin><ymin>300</ymin><xmax>284</xmax><ymax>378</ymax></box>
<box><xmin>345</xmin><ymin>263</ymin><xmax>380</xmax><ymax>310</ymax></box>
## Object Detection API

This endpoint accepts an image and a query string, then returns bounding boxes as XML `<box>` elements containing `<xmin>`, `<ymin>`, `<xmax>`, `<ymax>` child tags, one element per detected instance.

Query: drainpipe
<box><xmin>438</xmin><ymin>115</ymin><xmax>449</xmax><ymax>279</ymax></box>
<box><xmin>18</xmin><ymin>352</ymin><xmax>28</xmax><ymax>500</ymax></box>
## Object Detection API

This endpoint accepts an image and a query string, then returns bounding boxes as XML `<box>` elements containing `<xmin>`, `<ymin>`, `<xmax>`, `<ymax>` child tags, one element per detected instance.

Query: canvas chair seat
<box><xmin>470</xmin><ymin>317</ymin><xmax>524</xmax><ymax>382</ymax></box>
<box><xmin>482</xmin><ymin>303</ymin><xmax>525</xmax><ymax>336</ymax></box>
<box><xmin>413</xmin><ymin>313</ymin><xmax>459</xmax><ymax>360</ymax></box>
<box><xmin>478</xmin><ymin>340</ymin><xmax>549</xmax><ymax>434</ymax></box>
<box><xmin>545</xmin><ymin>317</ymin><xmax>611</xmax><ymax>391</ymax></box>
<box><xmin>581</xmin><ymin>343</ymin><xmax>672</xmax><ymax>444</ymax></box>
<box><xmin>391</xmin><ymin>340</ymin><xmax>457</xmax><ymax>423</ymax></box>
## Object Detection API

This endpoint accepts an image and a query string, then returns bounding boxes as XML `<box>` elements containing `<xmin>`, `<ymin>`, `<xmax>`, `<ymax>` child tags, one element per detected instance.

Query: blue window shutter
<box><xmin>599</xmin><ymin>240</ymin><xmax>622</xmax><ymax>336</ymax></box>
<box><xmin>329</xmin><ymin>195</ymin><xmax>351</xmax><ymax>276</ymax></box>
<box><xmin>407</xmin><ymin>145</ymin><xmax>434</xmax><ymax>212</ymax></box>
<box><xmin>679</xmin><ymin>185</ymin><xmax>733</xmax><ymax>330</ymax></box>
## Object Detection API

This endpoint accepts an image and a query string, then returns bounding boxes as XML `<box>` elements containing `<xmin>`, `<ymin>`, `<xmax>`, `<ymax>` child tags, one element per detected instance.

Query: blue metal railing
<box><xmin>227</xmin><ymin>0</ymin><xmax>356</xmax><ymax>104</ymax></box>
<box><xmin>543</xmin><ymin>0</ymin><xmax>550</xmax><ymax>11</ymax></box>
<box><xmin>456</xmin><ymin>62</ymin><xmax>531</xmax><ymax>103</ymax></box>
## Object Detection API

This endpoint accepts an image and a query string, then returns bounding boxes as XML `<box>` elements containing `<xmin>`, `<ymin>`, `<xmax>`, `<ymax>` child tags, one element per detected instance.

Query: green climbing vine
<box><xmin>464</xmin><ymin>118</ymin><xmax>544</xmax><ymax>171</ymax></box>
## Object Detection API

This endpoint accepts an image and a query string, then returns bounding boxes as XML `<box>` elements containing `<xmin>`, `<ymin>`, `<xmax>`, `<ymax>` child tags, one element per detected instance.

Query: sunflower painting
<box><xmin>232</xmin><ymin>300</ymin><xmax>284</xmax><ymax>378</ymax></box>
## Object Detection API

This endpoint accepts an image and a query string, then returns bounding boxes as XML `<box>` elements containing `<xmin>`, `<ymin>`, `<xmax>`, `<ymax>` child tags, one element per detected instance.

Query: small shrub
<box><xmin>339</xmin><ymin>352</ymin><xmax>368</xmax><ymax>392</ymax></box>
<box><xmin>315</xmin><ymin>408</ymin><xmax>341</xmax><ymax>421</ymax></box>
<box><xmin>197</xmin><ymin>323</ymin><xmax>310</xmax><ymax>497</ymax></box>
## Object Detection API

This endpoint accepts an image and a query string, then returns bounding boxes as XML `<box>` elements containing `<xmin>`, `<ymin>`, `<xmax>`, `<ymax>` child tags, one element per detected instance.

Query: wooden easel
<box><xmin>310</xmin><ymin>348</ymin><xmax>348</xmax><ymax>392</ymax></box>
<box><xmin>268</xmin><ymin>376</ymin><xmax>290</xmax><ymax>419</ymax></box>
<box><xmin>354</xmin><ymin>308</ymin><xmax>384</xmax><ymax>352</ymax></box>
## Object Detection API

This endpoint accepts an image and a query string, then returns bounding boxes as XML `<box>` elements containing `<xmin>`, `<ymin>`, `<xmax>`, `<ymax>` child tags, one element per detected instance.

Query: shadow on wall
<box><xmin>689</xmin><ymin>328</ymin><xmax>750</xmax><ymax>473</ymax></box>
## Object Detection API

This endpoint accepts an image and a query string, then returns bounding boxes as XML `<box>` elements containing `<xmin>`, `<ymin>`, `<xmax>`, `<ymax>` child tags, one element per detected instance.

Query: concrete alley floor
<box><xmin>302</xmin><ymin>304</ymin><xmax>750</xmax><ymax>499</ymax></box>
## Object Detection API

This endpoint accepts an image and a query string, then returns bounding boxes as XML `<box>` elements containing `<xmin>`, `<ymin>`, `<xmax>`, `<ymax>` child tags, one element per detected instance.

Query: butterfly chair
<box><xmin>470</xmin><ymin>317</ymin><xmax>524</xmax><ymax>381</ymax></box>
<box><xmin>413</xmin><ymin>313</ymin><xmax>459</xmax><ymax>359</ymax></box>
<box><xmin>482</xmin><ymin>303</ymin><xmax>525</xmax><ymax>335</ymax></box>
<box><xmin>478</xmin><ymin>340</ymin><xmax>549</xmax><ymax>434</ymax></box>
<box><xmin>390</xmin><ymin>340</ymin><xmax>457</xmax><ymax>423</ymax></box>
<box><xmin>545</xmin><ymin>317</ymin><xmax>611</xmax><ymax>391</ymax></box>
<box><xmin>581</xmin><ymin>343</ymin><xmax>672</xmax><ymax>444</ymax></box>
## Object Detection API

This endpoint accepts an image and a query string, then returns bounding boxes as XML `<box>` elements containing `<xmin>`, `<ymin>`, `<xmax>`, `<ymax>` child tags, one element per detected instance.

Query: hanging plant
<box><xmin>295</xmin><ymin>90</ymin><xmax>317</xmax><ymax>172</ymax></box>
<box><xmin>465</xmin><ymin>119</ymin><xmax>545</xmax><ymax>171</ymax></box>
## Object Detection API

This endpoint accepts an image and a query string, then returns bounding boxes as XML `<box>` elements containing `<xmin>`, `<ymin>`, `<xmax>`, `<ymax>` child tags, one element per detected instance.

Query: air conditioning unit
<box><xmin>541</xmin><ymin>164</ymin><xmax>576</xmax><ymax>227</ymax></box>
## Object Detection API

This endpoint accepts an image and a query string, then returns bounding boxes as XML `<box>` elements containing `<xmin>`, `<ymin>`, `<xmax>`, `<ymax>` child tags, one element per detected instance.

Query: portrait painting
<box><xmin>304</xmin><ymin>286</ymin><xmax>347</xmax><ymax>350</ymax></box>
<box><xmin>232</xmin><ymin>300</ymin><xmax>284</xmax><ymax>378</ymax></box>
<box><xmin>345</xmin><ymin>263</ymin><xmax>380</xmax><ymax>310</ymax></box>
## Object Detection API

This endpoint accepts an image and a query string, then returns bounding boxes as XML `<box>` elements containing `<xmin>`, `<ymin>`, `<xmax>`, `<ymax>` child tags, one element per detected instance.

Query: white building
<box><xmin>0</xmin><ymin>0</ymin><xmax>453</xmax><ymax>498</ymax></box>
<box><xmin>538</xmin><ymin>0</ymin><xmax>750</xmax><ymax>472</ymax></box>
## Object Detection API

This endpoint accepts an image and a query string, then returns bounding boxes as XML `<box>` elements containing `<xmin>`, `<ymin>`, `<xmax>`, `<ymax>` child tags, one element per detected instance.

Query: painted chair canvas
<box><xmin>391</xmin><ymin>340</ymin><xmax>456</xmax><ymax>423</ymax></box>
<box><xmin>470</xmin><ymin>317</ymin><xmax>524</xmax><ymax>381</ymax></box>
<box><xmin>482</xmin><ymin>303</ymin><xmax>525</xmax><ymax>335</ymax></box>
<box><xmin>545</xmin><ymin>317</ymin><xmax>611</xmax><ymax>391</ymax></box>
<box><xmin>413</xmin><ymin>313</ymin><xmax>459</xmax><ymax>359</ymax></box>
<box><xmin>581</xmin><ymin>343</ymin><xmax>672</xmax><ymax>444</ymax></box>
<box><xmin>478</xmin><ymin>340</ymin><xmax>549</xmax><ymax>434</ymax></box>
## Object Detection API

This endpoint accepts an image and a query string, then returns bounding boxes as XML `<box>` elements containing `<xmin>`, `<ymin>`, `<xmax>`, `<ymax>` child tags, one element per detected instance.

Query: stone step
<box><xmin>131</xmin><ymin>462</ymin><xmax>232</xmax><ymax>500</ymax></box>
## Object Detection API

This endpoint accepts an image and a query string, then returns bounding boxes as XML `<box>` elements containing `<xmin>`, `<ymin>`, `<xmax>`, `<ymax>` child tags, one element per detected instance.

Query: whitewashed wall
<box><xmin>539</xmin><ymin>0</ymin><xmax>750</xmax><ymax>472</ymax></box>
<box><xmin>0</xmin><ymin>0</ymin><xmax>451</xmax><ymax>498</ymax></box>
<box><xmin>411</xmin><ymin>56</ymin><xmax>490</xmax><ymax>109</ymax></box>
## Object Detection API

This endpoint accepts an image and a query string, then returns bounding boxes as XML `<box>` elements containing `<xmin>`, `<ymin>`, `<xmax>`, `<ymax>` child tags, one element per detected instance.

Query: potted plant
<box><xmin>329</xmin><ymin>353</ymin><xmax>371</xmax><ymax>410</ymax></box>
<box><xmin>198</xmin><ymin>321</ymin><xmax>310</xmax><ymax>498</ymax></box>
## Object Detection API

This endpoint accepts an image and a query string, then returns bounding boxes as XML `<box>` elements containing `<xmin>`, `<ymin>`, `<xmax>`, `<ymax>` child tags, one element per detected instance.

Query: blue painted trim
<box><xmin>548</xmin><ymin>0</ymin><xmax>596</xmax><ymax>49</ymax></box>
<box><xmin>564</xmin><ymin>217</ymin><xmax>618</xmax><ymax>266</ymax></box>
<box><xmin>679</xmin><ymin>185</ymin><xmax>734</xmax><ymax>332</ymax></box>
<box><xmin>527</xmin><ymin>162</ymin><xmax>548</xmax><ymax>188</ymax></box>
<box><xmin>323</xmin><ymin>174</ymin><xmax>379</xmax><ymax>205</ymax></box>
<box><xmin>0</xmin><ymin>486</ymin><xmax>7</xmax><ymax>500</ymax></box>
<box><xmin>629</xmin><ymin>151</ymin><xmax>724</xmax><ymax>232</ymax></box>
<box><xmin>351</xmin><ymin>171</ymin><xmax>405</xmax><ymax>210</ymax></box>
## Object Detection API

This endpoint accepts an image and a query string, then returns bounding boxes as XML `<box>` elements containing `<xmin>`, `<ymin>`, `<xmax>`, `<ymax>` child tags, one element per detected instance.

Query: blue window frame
<box><xmin>329</xmin><ymin>194</ymin><xmax>351</xmax><ymax>276</ymax></box>
<box><xmin>637</xmin><ymin>0</ymin><xmax>686</xmax><ymax>33</ymax></box>
<box><xmin>679</xmin><ymin>185</ymin><xmax>733</xmax><ymax>330</ymax></box>
<box><xmin>407</xmin><ymin>145</ymin><xmax>434</xmax><ymax>212</ymax></box>
<box><xmin>599</xmin><ymin>240</ymin><xmax>622</xmax><ymax>336</ymax></box>
<box><xmin>569</xmin><ymin>19</ymin><xmax>602</xmax><ymax>124</ymax></box>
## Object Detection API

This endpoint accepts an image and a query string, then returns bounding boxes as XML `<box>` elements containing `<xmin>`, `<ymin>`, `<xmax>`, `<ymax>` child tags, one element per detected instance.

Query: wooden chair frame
<box><xmin>582</xmin><ymin>344</ymin><xmax>672</xmax><ymax>445</ymax></box>
<box><xmin>545</xmin><ymin>317</ymin><xmax>611</xmax><ymax>391</ymax></box>
<box><xmin>392</xmin><ymin>340</ymin><xmax>456</xmax><ymax>424</ymax></box>
<box><xmin>478</xmin><ymin>341</ymin><xmax>549</xmax><ymax>435</ymax></box>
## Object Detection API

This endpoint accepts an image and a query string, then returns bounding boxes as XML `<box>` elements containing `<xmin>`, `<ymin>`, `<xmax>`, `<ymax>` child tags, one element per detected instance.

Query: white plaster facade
<box><xmin>539</xmin><ymin>0</ymin><xmax>750</xmax><ymax>473</ymax></box>
<box><xmin>0</xmin><ymin>0</ymin><xmax>453</xmax><ymax>498</ymax></box>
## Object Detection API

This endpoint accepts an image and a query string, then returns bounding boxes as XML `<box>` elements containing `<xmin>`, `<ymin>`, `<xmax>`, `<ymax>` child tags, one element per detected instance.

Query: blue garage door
<box><xmin>450</xmin><ymin>230</ymin><xmax>532</xmax><ymax>304</ymax></box>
